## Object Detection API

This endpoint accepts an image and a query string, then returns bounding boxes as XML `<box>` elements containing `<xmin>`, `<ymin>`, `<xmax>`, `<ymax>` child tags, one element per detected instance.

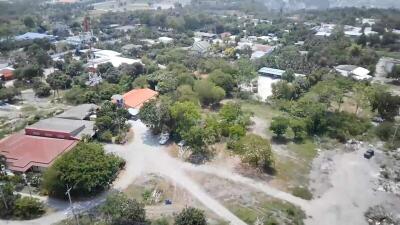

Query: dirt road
<box><xmin>306</xmin><ymin>148</ymin><xmax>400</xmax><ymax>225</ymax></box>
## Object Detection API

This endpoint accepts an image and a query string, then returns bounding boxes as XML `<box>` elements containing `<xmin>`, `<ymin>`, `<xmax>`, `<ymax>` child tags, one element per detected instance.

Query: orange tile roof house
<box><xmin>0</xmin><ymin>134</ymin><xmax>77</xmax><ymax>172</ymax></box>
<box><xmin>118</xmin><ymin>88</ymin><xmax>158</xmax><ymax>109</ymax></box>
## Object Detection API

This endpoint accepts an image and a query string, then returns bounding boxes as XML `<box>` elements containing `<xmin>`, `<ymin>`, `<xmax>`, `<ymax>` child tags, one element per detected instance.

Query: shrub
<box><xmin>175</xmin><ymin>207</ymin><xmax>207</xmax><ymax>225</ymax></box>
<box><xmin>14</xmin><ymin>197</ymin><xmax>45</xmax><ymax>219</ymax></box>
<box><xmin>291</xmin><ymin>186</ymin><xmax>313</xmax><ymax>200</ymax></box>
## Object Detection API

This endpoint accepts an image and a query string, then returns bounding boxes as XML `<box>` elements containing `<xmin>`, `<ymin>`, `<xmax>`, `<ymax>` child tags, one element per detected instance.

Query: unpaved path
<box><xmin>184</xmin><ymin>164</ymin><xmax>310</xmax><ymax>210</ymax></box>
<box><xmin>306</xmin><ymin>148</ymin><xmax>400</xmax><ymax>225</ymax></box>
<box><xmin>106</xmin><ymin>120</ymin><xmax>248</xmax><ymax>225</ymax></box>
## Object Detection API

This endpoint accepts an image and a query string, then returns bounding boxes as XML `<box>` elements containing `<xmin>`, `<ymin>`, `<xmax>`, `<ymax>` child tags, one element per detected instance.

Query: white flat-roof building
<box><xmin>158</xmin><ymin>36</ymin><xmax>174</xmax><ymax>44</ymax></box>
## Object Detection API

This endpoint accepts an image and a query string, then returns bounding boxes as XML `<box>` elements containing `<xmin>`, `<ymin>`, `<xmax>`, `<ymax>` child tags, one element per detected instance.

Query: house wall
<box><xmin>24</xmin><ymin>128</ymin><xmax>76</xmax><ymax>140</ymax></box>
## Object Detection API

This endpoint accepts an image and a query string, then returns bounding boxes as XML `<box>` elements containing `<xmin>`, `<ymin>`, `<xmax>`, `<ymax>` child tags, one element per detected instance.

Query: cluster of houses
<box><xmin>0</xmin><ymin>86</ymin><xmax>158</xmax><ymax>173</ymax></box>
<box><xmin>313</xmin><ymin>23</ymin><xmax>378</xmax><ymax>38</ymax></box>
<box><xmin>190</xmin><ymin>31</ymin><xmax>278</xmax><ymax>59</ymax></box>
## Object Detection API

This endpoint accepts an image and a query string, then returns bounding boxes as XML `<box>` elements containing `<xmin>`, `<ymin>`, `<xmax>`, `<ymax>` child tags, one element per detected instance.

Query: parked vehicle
<box><xmin>159</xmin><ymin>132</ymin><xmax>170</xmax><ymax>145</ymax></box>
<box><xmin>364</xmin><ymin>149</ymin><xmax>375</xmax><ymax>159</ymax></box>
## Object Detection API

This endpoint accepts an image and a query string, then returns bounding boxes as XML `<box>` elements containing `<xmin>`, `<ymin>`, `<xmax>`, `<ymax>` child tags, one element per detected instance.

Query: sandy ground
<box><xmin>306</xmin><ymin>147</ymin><xmax>400</xmax><ymax>225</ymax></box>
<box><xmin>256</xmin><ymin>76</ymin><xmax>280</xmax><ymax>101</ymax></box>
<box><xmin>3</xmin><ymin>120</ymin><xmax>399</xmax><ymax>225</ymax></box>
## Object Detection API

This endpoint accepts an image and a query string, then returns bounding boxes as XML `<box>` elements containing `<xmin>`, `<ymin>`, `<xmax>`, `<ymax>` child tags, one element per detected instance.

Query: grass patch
<box><xmin>238</xmin><ymin>100</ymin><xmax>281</xmax><ymax>122</ymax></box>
<box><xmin>274</xmin><ymin>139</ymin><xmax>317</xmax><ymax>188</ymax></box>
<box><xmin>376</xmin><ymin>50</ymin><xmax>400</xmax><ymax>59</ymax></box>
<box><xmin>291</xmin><ymin>186</ymin><xmax>313</xmax><ymax>200</ymax></box>
<box><xmin>228</xmin><ymin>199</ymin><xmax>305</xmax><ymax>225</ymax></box>
<box><xmin>20</xmin><ymin>105</ymin><xmax>37</xmax><ymax>113</ymax></box>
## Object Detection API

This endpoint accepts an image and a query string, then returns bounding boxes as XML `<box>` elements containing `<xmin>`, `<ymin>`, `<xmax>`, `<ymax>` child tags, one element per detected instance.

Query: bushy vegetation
<box><xmin>42</xmin><ymin>142</ymin><xmax>124</xmax><ymax>197</ymax></box>
<box><xmin>0</xmin><ymin>183</ymin><xmax>45</xmax><ymax>220</ymax></box>
<box><xmin>95</xmin><ymin>101</ymin><xmax>131</xmax><ymax>143</ymax></box>
<box><xmin>174</xmin><ymin>207</ymin><xmax>207</xmax><ymax>225</ymax></box>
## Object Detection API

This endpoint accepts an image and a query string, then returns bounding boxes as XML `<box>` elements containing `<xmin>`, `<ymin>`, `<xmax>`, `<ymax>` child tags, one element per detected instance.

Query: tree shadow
<box><xmin>271</xmin><ymin>136</ymin><xmax>289</xmax><ymax>145</ymax></box>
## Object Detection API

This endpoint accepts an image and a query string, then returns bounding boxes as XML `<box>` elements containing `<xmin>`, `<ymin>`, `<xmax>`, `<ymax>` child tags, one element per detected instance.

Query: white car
<box><xmin>159</xmin><ymin>133</ymin><xmax>170</xmax><ymax>145</ymax></box>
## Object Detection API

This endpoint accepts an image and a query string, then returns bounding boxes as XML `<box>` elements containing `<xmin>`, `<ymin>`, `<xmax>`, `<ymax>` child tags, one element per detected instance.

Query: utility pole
<box><xmin>65</xmin><ymin>185</ymin><xmax>80</xmax><ymax>225</ymax></box>
<box><xmin>22</xmin><ymin>173</ymin><xmax>32</xmax><ymax>197</ymax></box>
<box><xmin>391</xmin><ymin>123</ymin><xmax>399</xmax><ymax>145</ymax></box>
<box><xmin>0</xmin><ymin>182</ymin><xmax>8</xmax><ymax>210</ymax></box>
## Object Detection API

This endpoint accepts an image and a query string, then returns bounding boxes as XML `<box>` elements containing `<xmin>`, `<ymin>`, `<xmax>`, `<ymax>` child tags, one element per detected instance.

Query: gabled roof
<box><xmin>190</xmin><ymin>41</ymin><xmax>211</xmax><ymax>54</ymax></box>
<box><xmin>0</xmin><ymin>134</ymin><xmax>77</xmax><ymax>172</ymax></box>
<box><xmin>15</xmin><ymin>32</ymin><xmax>55</xmax><ymax>41</ymax></box>
<box><xmin>56</xmin><ymin>104</ymin><xmax>98</xmax><ymax>120</ymax></box>
<box><xmin>123</xmin><ymin>88</ymin><xmax>158</xmax><ymax>109</ymax></box>
<box><xmin>26</xmin><ymin>117</ymin><xmax>95</xmax><ymax>140</ymax></box>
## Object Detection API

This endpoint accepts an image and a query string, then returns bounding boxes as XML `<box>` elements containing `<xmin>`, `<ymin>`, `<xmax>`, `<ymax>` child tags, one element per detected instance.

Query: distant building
<box><xmin>220</xmin><ymin>32</ymin><xmax>232</xmax><ymax>39</ymax></box>
<box><xmin>334</xmin><ymin>65</ymin><xmax>372</xmax><ymax>81</ymax></box>
<box><xmin>314</xmin><ymin>23</ymin><xmax>336</xmax><ymax>37</ymax></box>
<box><xmin>56</xmin><ymin>104</ymin><xmax>98</xmax><ymax>120</ymax></box>
<box><xmin>15</xmin><ymin>32</ymin><xmax>56</xmax><ymax>41</ymax></box>
<box><xmin>194</xmin><ymin>32</ymin><xmax>217</xmax><ymax>40</ymax></box>
<box><xmin>116</xmin><ymin>88</ymin><xmax>159</xmax><ymax>109</ymax></box>
<box><xmin>0</xmin><ymin>67</ymin><xmax>14</xmax><ymax>81</ymax></box>
<box><xmin>85</xmin><ymin>49</ymin><xmax>142</xmax><ymax>69</ymax></box>
<box><xmin>65</xmin><ymin>33</ymin><xmax>94</xmax><ymax>46</ymax></box>
<box><xmin>258</xmin><ymin>67</ymin><xmax>304</xmax><ymax>78</ymax></box>
<box><xmin>190</xmin><ymin>41</ymin><xmax>211</xmax><ymax>55</ymax></box>
<box><xmin>25</xmin><ymin>117</ymin><xmax>95</xmax><ymax>140</ymax></box>
<box><xmin>0</xmin><ymin>134</ymin><xmax>77</xmax><ymax>172</ymax></box>
<box><xmin>158</xmin><ymin>36</ymin><xmax>174</xmax><ymax>44</ymax></box>
<box><xmin>114</xmin><ymin>25</ymin><xmax>138</xmax><ymax>32</ymax></box>
<box><xmin>251</xmin><ymin>44</ymin><xmax>275</xmax><ymax>59</ymax></box>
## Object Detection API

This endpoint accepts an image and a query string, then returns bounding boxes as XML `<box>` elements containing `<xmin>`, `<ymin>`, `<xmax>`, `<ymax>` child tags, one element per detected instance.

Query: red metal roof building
<box><xmin>0</xmin><ymin>134</ymin><xmax>77</xmax><ymax>172</ymax></box>
<box><xmin>121</xmin><ymin>88</ymin><xmax>158</xmax><ymax>109</ymax></box>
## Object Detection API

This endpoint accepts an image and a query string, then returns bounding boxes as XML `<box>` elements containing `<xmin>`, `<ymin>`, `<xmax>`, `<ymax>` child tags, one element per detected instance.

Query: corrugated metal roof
<box><xmin>0</xmin><ymin>134</ymin><xmax>77</xmax><ymax>172</ymax></box>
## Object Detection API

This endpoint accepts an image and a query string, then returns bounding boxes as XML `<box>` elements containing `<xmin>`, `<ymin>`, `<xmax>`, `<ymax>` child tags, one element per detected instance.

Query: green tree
<box><xmin>101</xmin><ymin>192</ymin><xmax>147</xmax><ymax>225</ymax></box>
<box><xmin>282</xmin><ymin>69</ymin><xmax>295</xmax><ymax>82</ymax></box>
<box><xmin>132</xmin><ymin>76</ymin><xmax>149</xmax><ymax>89</ymax></box>
<box><xmin>13</xmin><ymin>197</ymin><xmax>45</xmax><ymax>219</ymax></box>
<box><xmin>272</xmin><ymin>81</ymin><xmax>295</xmax><ymax>100</ymax></box>
<box><xmin>33</xmin><ymin>82</ymin><xmax>51</xmax><ymax>97</ymax></box>
<box><xmin>371</xmin><ymin>91</ymin><xmax>400</xmax><ymax>121</ymax></box>
<box><xmin>95</xmin><ymin>101</ymin><xmax>130</xmax><ymax>138</ymax></box>
<box><xmin>0</xmin><ymin>182</ymin><xmax>19</xmax><ymax>219</ymax></box>
<box><xmin>209</xmin><ymin>69</ymin><xmax>235</xmax><ymax>94</ymax></box>
<box><xmin>103</xmin><ymin>67</ymin><xmax>121</xmax><ymax>84</ymax></box>
<box><xmin>13</xmin><ymin>65</ymin><xmax>43</xmax><ymax>82</ymax></box>
<box><xmin>170</xmin><ymin>101</ymin><xmax>201</xmax><ymax>136</ymax></box>
<box><xmin>42</xmin><ymin>142</ymin><xmax>124</xmax><ymax>197</ymax></box>
<box><xmin>233</xmin><ymin>134</ymin><xmax>274</xmax><ymax>170</ymax></box>
<box><xmin>140</xmin><ymin>98</ymin><xmax>172</xmax><ymax>134</ymax></box>
<box><xmin>66</xmin><ymin>61</ymin><xmax>84</xmax><ymax>77</ymax></box>
<box><xmin>235</xmin><ymin>58</ymin><xmax>257</xmax><ymax>87</ymax></box>
<box><xmin>0</xmin><ymin>87</ymin><xmax>20</xmax><ymax>102</ymax></box>
<box><xmin>175</xmin><ymin>207</ymin><xmax>207</xmax><ymax>225</ymax></box>
<box><xmin>177</xmin><ymin>85</ymin><xmax>199</xmax><ymax>103</ymax></box>
<box><xmin>193</xmin><ymin>80</ymin><xmax>225</xmax><ymax>106</ymax></box>
<box><xmin>270</xmin><ymin>117</ymin><xmax>290</xmax><ymax>137</ymax></box>
<box><xmin>23</xmin><ymin>17</ymin><xmax>35</xmax><ymax>28</ymax></box>
<box><xmin>290</xmin><ymin>119</ymin><xmax>307</xmax><ymax>141</ymax></box>
<box><xmin>46</xmin><ymin>71</ymin><xmax>72</xmax><ymax>96</ymax></box>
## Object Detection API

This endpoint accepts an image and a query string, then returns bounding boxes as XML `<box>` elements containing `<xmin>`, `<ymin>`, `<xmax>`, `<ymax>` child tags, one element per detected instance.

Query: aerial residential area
<box><xmin>0</xmin><ymin>0</ymin><xmax>400</xmax><ymax>225</ymax></box>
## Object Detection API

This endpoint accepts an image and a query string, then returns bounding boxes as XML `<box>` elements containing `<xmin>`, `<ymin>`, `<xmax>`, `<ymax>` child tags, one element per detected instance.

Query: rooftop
<box><xmin>56</xmin><ymin>104</ymin><xmax>98</xmax><ymax>120</ymax></box>
<box><xmin>15</xmin><ymin>32</ymin><xmax>56</xmax><ymax>41</ymax></box>
<box><xmin>0</xmin><ymin>134</ymin><xmax>77</xmax><ymax>172</ymax></box>
<box><xmin>26</xmin><ymin>117</ymin><xmax>95</xmax><ymax>139</ymax></box>
<box><xmin>123</xmin><ymin>88</ymin><xmax>158</xmax><ymax>109</ymax></box>
<box><xmin>190</xmin><ymin>41</ymin><xmax>211</xmax><ymax>54</ymax></box>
